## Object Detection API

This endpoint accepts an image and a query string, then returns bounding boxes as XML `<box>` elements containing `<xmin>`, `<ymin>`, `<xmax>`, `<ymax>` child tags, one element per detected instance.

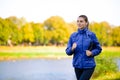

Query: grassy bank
<box><xmin>100</xmin><ymin>47</ymin><xmax>120</xmax><ymax>58</ymax></box>
<box><xmin>0</xmin><ymin>46</ymin><xmax>120</xmax><ymax>60</ymax></box>
<box><xmin>0</xmin><ymin>46</ymin><xmax>68</xmax><ymax>60</ymax></box>
<box><xmin>92</xmin><ymin>47</ymin><xmax>120</xmax><ymax>80</ymax></box>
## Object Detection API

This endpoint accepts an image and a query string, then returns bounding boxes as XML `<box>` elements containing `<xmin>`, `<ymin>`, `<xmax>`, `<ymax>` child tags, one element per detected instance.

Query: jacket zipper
<box><xmin>81</xmin><ymin>34</ymin><xmax>83</xmax><ymax>68</ymax></box>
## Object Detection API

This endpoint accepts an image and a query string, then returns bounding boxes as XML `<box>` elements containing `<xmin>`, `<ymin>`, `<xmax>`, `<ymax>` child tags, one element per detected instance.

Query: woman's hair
<box><xmin>79</xmin><ymin>15</ymin><xmax>89</xmax><ymax>27</ymax></box>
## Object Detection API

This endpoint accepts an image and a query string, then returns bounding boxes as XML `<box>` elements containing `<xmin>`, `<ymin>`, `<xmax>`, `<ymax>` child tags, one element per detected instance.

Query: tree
<box><xmin>0</xmin><ymin>18</ymin><xmax>11</xmax><ymax>45</ymax></box>
<box><xmin>44</xmin><ymin>16</ymin><xmax>70</xmax><ymax>45</ymax></box>
<box><xmin>21</xmin><ymin>23</ymin><xmax>34</xmax><ymax>45</ymax></box>
<box><xmin>89</xmin><ymin>21</ymin><xmax>112</xmax><ymax>46</ymax></box>
<box><xmin>112</xmin><ymin>26</ymin><xmax>120</xmax><ymax>46</ymax></box>
<box><xmin>7</xmin><ymin>16</ymin><xmax>27</xmax><ymax>28</ymax></box>
<box><xmin>5</xmin><ymin>18</ymin><xmax>21</xmax><ymax>45</ymax></box>
<box><xmin>31</xmin><ymin>22</ymin><xmax>44</xmax><ymax>45</ymax></box>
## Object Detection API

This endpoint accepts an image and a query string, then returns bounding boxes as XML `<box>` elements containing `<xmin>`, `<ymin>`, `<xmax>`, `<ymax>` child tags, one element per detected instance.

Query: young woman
<box><xmin>65</xmin><ymin>15</ymin><xmax>102</xmax><ymax>80</ymax></box>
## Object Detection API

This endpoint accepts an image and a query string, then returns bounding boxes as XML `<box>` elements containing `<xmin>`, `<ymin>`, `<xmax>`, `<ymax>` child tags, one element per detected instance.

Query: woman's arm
<box><xmin>65</xmin><ymin>35</ymin><xmax>75</xmax><ymax>55</ymax></box>
<box><xmin>91</xmin><ymin>33</ymin><xmax>102</xmax><ymax>56</ymax></box>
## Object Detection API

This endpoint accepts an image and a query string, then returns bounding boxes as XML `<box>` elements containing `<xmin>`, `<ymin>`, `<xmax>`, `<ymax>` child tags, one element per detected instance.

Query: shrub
<box><xmin>92</xmin><ymin>57</ymin><xmax>118</xmax><ymax>78</ymax></box>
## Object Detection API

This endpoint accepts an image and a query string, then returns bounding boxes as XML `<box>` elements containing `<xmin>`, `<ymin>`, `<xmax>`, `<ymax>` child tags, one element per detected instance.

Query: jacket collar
<box><xmin>78</xmin><ymin>27</ymin><xmax>88</xmax><ymax>34</ymax></box>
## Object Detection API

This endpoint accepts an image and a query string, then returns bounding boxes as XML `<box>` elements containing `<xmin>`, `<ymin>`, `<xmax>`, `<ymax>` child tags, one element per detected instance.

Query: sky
<box><xmin>0</xmin><ymin>0</ymin><xmax>120</xmax><ymax>26</ymax></box>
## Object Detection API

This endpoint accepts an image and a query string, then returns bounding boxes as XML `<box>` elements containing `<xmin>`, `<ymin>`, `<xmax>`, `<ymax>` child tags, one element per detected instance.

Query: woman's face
<box><xmin>77</xmin><ymin>17</ymin><xmax>88</xmax><ymax>29</ymax></box>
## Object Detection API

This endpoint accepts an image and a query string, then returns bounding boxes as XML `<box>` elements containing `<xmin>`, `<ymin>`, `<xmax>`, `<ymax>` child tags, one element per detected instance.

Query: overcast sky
<box><xmin>0</xmin><ymin>0</ymin><xmax>120</xmax><ymax>26</ymax></box>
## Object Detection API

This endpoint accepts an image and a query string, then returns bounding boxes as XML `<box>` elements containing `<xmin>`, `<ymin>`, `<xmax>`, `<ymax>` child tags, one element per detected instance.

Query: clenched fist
<box><xmin>86</xmin><ymin>50</ymin><xmax>92</xmax><ymax>56</ymax></box>
<box><xmin>72</xmin><ymin>43</ymin><xmax>77</xmax><ymax>51</ymax></box>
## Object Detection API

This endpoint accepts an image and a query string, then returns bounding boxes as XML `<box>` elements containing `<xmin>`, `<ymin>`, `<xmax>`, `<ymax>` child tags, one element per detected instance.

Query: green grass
<box><xmin>0</xmin><ymin>52</ymin><xmax>66</xmax><ymax>58</ymax></box>
<box><xmin>0</xmin><ymin>46</ymin><xmax>120</xmax><ymax>60</ymax></box>
<box><xmin>100</xmin><ymin>51</ymin><xmax>120</xmax><ymax>58</ymax></box>
<box><xmin>100</xmin><ymin>47</ymin><xmax>120</xmax><ymax>57</ymax></box>
<box><xmin>0</xmin><ymin>46</ymin><xmax>68</xmax><ymax>60</ymax></box>
<box><xmin>92</xmin><ymin>47</ymin><xmax>120</xmax><ymax>80</ymax></box>
<box><xmin>92</xmin><ymin>72</ymin><xmax>120</xmax><ymax>80</ymax></box>
<box><xmin>1</xmin><ymin>46</ymin><xmax>120</xmax><ymax>60</ymax></box>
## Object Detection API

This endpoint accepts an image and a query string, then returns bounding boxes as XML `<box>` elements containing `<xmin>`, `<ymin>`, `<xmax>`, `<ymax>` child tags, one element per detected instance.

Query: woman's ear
<box><xmin>86</xmin><ymin>23</ymin><xmax>88</xmax><ymax>26</ymax></box>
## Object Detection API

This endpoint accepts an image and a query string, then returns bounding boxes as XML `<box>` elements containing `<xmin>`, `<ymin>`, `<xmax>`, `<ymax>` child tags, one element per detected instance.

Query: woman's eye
<box><xmin>80</xmin><ymin>21</ymin><xmax>83</xmax><ymax>22</ymax></box>
<box><xmin>77</xmin><ymin>20</ymin><xmax>84</xmax><ymax>23</ymax></box>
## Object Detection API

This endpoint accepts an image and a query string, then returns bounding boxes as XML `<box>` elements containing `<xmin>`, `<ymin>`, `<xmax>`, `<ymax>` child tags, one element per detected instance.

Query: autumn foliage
<box><xmin>0</xmin><ymin>16</ymin><xmax>120</xmax><ymax>46</ymax></box>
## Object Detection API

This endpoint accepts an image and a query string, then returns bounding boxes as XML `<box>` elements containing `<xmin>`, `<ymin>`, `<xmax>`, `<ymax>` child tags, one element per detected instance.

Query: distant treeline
<box><xmin>0</xmin><ymin>16</ymin><xmax>120</xmax><ymax>46</ymax></box>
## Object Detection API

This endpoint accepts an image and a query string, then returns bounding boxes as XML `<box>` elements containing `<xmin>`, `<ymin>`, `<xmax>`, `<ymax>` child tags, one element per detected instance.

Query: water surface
<box><xmin>0</xmin><ymin>58</ymin><xmax>76</xmax><ymax>80</ymax></box>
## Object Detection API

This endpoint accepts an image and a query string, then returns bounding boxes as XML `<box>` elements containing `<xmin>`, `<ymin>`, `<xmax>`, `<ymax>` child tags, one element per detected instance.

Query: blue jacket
<box><xmin>65</xmin><ymin>27</ymin><xmax>102</xmax><ymax>69</ymax></box>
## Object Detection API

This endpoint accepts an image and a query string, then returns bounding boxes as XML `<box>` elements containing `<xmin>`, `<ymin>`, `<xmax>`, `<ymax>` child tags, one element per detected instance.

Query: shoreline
<box><xmin>0</xmin><ymin>55</ymin><xmax>72</xmax><ymax>61</ymax></box>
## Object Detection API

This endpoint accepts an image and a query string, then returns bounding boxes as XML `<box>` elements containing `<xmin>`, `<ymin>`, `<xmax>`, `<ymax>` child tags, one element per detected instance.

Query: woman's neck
<box><xmin>78</xmin><ymin>26</ymin><xmax>87</xmax><ymax>30</ymax></box>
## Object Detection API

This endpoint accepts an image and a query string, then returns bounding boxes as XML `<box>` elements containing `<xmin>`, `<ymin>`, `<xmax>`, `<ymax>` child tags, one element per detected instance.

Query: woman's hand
<box><xmin>86</xmin><ymin>50</ymin><xmax>92</xmax><ymax>56</ymax></box>
<box><xmin>72</xmin><ymin>43</ymin><xmax>77</xmax><ymax>51</ymax></box>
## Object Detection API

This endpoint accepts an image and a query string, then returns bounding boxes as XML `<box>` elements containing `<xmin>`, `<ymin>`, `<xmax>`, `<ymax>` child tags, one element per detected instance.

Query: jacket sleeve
<box><xmin>65</xmin><ymin>35</ymin><xmax>74</xmax><ymax>56</ymax></box>
<box><xmin>91</xmin><ymin>33</ymin><xmax>102</xmax><ymax>56</ymax></box>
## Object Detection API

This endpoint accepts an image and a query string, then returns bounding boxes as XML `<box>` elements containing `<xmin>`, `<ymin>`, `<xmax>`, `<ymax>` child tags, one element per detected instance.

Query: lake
<box><xmin>0</xmin><ymin>58</ymin><xmax>76</xmax><ymax>80</ymax></box>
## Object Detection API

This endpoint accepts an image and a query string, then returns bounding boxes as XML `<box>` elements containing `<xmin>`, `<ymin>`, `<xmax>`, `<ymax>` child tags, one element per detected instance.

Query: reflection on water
<box><xmin>0</xmin><ymin>58</ymin><xmax>76</xmax><ymax>80</ymax></box>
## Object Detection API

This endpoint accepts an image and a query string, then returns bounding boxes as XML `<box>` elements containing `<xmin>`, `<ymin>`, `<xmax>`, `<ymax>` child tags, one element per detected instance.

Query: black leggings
<box><xmin>74</xmin><ymin>67</ymin><xmax>95</xmax><ymax>80</ymax></box>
